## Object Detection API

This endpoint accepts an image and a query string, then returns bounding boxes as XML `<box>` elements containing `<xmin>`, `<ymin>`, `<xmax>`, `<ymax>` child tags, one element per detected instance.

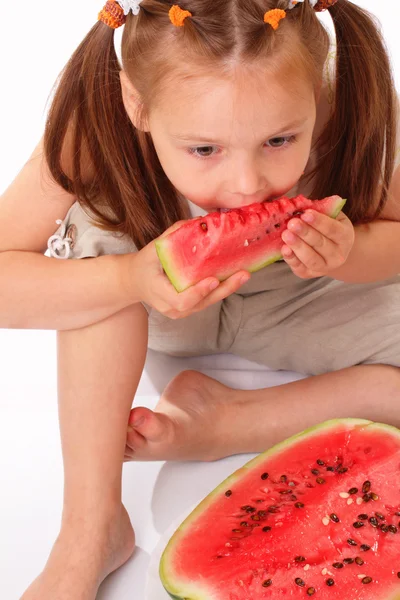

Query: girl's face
<box><xmin>148</xmin><ymin>64</ymin><xmax>318</xmax><ymax>212</ymax></box>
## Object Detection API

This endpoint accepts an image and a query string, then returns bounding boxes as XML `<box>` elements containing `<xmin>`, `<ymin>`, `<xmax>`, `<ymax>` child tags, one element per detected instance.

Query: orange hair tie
<box><xmin>264</xmin><ymin>8</ymin><xmax>287</xmax><ymax>31</ymax></box>
<box><xmin>169</xmin><ymin>5</ymin><xmax>193</xmax><ymax>27</ymax></box>
<box><xmin>98</xmin><ymin>0</ymin><xmax>126</xmax><ymax>29</ymax></box>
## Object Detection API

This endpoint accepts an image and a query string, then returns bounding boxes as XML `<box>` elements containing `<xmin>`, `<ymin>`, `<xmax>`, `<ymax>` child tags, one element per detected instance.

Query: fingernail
<box><xmin>240</xmin><ymin>274</ymin><xmax>250</xmax><ymax>285</ymax></box>
<box><xmin>302</xmin><ymin>211</ymin><xmax>314</xmax><ymax>223</ymax></box>
<box><xmin>209</xmin><ymin>281</ymin><xmax>219</xmax><ymax>291</ymax></box>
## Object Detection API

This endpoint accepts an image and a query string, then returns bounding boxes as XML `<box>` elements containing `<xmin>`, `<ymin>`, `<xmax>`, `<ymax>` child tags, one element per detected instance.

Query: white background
<box><xmin>0</xmin><ymin>2</ymin><xmax>399</xmax><ymax>599</ymax></box>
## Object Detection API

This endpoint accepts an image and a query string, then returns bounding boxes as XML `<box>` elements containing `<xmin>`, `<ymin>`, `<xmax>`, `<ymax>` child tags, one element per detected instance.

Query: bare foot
<box><xmin>20</xmin><ymin>504</ymin><xmax>135</xmax><ymax>600</ymax></box>
<box><xmin>125</xmin><ymin>370</ymin><xmax>255</xmax><ymax>462</ymax></box>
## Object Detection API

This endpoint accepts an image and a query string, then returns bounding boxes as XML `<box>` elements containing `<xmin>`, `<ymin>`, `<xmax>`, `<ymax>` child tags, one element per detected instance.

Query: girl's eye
<box><xmin>189</xmin><ymin>146</ymin><xmax>218</xmax><ymax>159</ymax></box>
<box><xmin>266</xmin><ymin>135</ymin><xmax>296</xmax><ymax>148</ymax></box>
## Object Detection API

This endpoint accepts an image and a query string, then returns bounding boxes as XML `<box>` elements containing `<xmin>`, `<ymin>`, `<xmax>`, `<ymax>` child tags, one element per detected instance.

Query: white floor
<box><xmin>0</xmin><ymin>328</ymin><xmax>304</xmax><ymax>599</ymax></box>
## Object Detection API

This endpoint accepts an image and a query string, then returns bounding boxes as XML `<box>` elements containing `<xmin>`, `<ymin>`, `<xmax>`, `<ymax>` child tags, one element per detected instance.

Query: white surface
<box><xmin>1</xmin><ymin>2</ymin><xmax>399</xmax><ymax>599</ymax></box>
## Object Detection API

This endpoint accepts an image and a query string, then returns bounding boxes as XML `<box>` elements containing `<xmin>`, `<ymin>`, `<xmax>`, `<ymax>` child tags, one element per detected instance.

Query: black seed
<box><xmin>307</xmin><ymin>587</ymin><xmax>316</xmax><ymax>596</ymax></box>
<box><xmin>343</xmin><ymin>558</ymin><xmax>355</xmax><ymax>564</ymax></box>
<box><xmin>333</xmin><ymin>562</ymin><xmax>344</xmax><ymax>569</ymax></box>
<box><xmin>255</xmin><ymin>499</ymin><xmax>265</xmax><ymax>503</ymax></box>
<box><xmin>338</xmin><ymin>467</ymin><xmax>349</xmax><ymax>474</ymax></box>
<box><xmin>388</xmin><ymin>525</ymin><xmax>398</xmax><ymax>534</ymax></box>
<box><xmin>232</xmin><ymin>529</ymin><xmax>242</xmax><ymax>533</ymax></box>
<box><xmin>268</xmin><ymin>505</ymin><xmax>279</xmax><ymax>513</ymax></box>
<box><xmin>360</xmin><ymin>544</ymin><xmax>371</xmax><ymax>551</ymax></box>
<box><xmin>295</xmin><ymin>578</ymin><xmax>305</xmax><ymax>587</ymax></box>
<box><xmin>291</xmin><ymin>495</ymin><xmax>298</xmax><ymax>501</ymax></box>
<box><xmin>316</xmin><ymin>477</ymin><xmax>326</xmax><ymax>484</ymax></box>
<box><xmin>363</xmin><ymin>493</ymin><xmax>372</xmax><ymax>502</ymax></box>
<box><xmin>355</xmin><ymin>557</ymin><xmax>364</xmax><ymax>566</ymax></box>
<box><xmin>330</xmin><ymin>513</ymin><xmax>340</xmax><ymax>523</ymax></box>
<box><xmin>369</xmin><ymin>517</ymin><xmax>379</xmax><ymax>527</ymax></box>
<box><xmin>295</xmin><ymin>556</ymin><xmax>306</xmax><ymax>562</ymax></box>
<box><xmin>200</xmin><ymin>222</ymin><xmax>208</xmax><ymax>231</ymax></box>
<box><xmin>251</xmin><ymin>514</ymin><xmax>261</xmax><ymax>521</ymax></box>
<box><xmin>395</xmin><ymin>512</ymin><xmax>400</xmax><ymax>517</ymax></box>
<box><xmin>274</xmin><ymin>223</ymin><xmax>281</xmax><ymax>229</ymax></box>
<box><xmin>362</xmin><ymin>481</ymin><xmax>371</xmax><ymax>493</ymax></box>
<box><xmin>292</xmin><ymin>210</ymin><xmax>305</xmax><ymax>217</ymax></box>
<box><xmin>397</xmin><ymin>572</ymin><xmax>400</xmax><ymax>578</ymax></box>
<box><xmin>240</xmin><ymin>522</ymin><xmax>248</xmax><ymax>527</ymax></box>
<box><xmin>262</xmin><ymin>579</ymin><xmax>272</xmax><ymax>587</ymax></box>
<box><xmin>362</xmin><ymin>577</ymin><xmax>373</xmax><ymax>584</ymax></box>
<box><xmin>245</xmin><ymin>507</ymin><xmax>256</xmax><ymax>513</ymax></box>
<box><xmin>358</xmin><ymin>514</ymin><xmax>368</xmax><ymax>520</ymax></box>
<box><xmin>347</xmin><ymin>538</ymin><xmax>358</xmax><ymax>546</ymax></box>
<box><xmin>280</xmin><ymin>490</ymin><xmax>292</xmax><ymax>495</ymax></box>
<box><xmin>280</xmin><ymin>475</ymin><xmax>288</xmax><ymax>482</ymax></box>
<box><xmin>262</xmin><ymin>526</ymin><xmax>272</xmax><ymax>532</ymax></box>
<box><xmin>326</xmin><ymin>578</ymin><xmax>335</xmax><ymax>586</ymax></box>
<box><xmin>348</xmin><ymin>487</ymin><xmax>358</xmax><ymax>495</ymax></box>
<box><xmin>353</xmin><ymin>521</ymin><xmax>365</xmax><ymax>529</ymax></box>
<box><xmin>261</xmin><ymin>472</ymin><xmax>269</xmax><ymax>480</ymax></box>
<box><xmin>257</xmin><ymin>510</ymin><xmax>267</xmax><ymax>517</ymax></box>
<box><xmin>317</xmin><ymin>459</ymin><xmax>325</xmax><ymax>466</ymax></box>
<box><xmin>375</xmin><ymin>512</ymin><xmax>385</xmax><ymax>520</ymax></box>
<box><xmin>370</xmin><ymin>493</ymin><xmax>379</xmax><ymax>501</ymax></box>
<box><xmin>379</xmin><ymin>524</ymin><xmax>389</xmax><ymax>533</ymax></box>
<box><xmin>295</xmin><ymin>502</ymin><xmax>305</xmax><ymax>508</ymax></box>
<box><xmin>225</xmin><ymin>490</ymin><xmax>232</xmax><ymax>497</ymax></box>
<box><xmin>311</xmin><ymin>469</ymin><xmax>320</xmax><ymax>475</ymax></box>
<box><xmin>326</xmin><ymin>466</ymin><xmax>335</xmax><ymax>472</ymax></box>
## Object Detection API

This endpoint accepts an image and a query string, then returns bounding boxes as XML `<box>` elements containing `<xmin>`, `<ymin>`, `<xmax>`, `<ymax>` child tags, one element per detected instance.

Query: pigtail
<box><xmin>309</xmin><ymin>1</ymin><xmax>398</xmax><ymax>223</ymax></box>
<box><xmin>44</xmin><ymin>20</ymin><xmax>188</xmax><ymax>249</ymax></box>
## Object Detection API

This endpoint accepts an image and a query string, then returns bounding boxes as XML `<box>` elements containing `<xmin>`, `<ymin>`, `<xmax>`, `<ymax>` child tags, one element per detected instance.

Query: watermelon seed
<box><xmin>288</xmin><ymin>481</ymin><xmax>296</xmax><ymax>486</ymax></box>
<box><xmin>360</xmin><ymin>544</ymin><xmax>371</xmax><ymax>551</ymax></box>
<box><xmin>257</xmin><ymin>510</ymin><xmax>267</xmax><ymax>517</ymax></box>
<box><xmin>292</xmin><ymin>210</ymin><xmax>305</xmax><ymax>216</ymax></box>
<box><xmin>388</xmin><ymin>525</ymin><xmax>398</xmax><ymax>533</ymax></box>
<box><xmin>347</xmin><ymin>498</ymin><xmax>354</xmax><ymax>505</ymax></box>
<box><xmin>225</xmin><ymin>490</ymin><xmax>232</xmax><ymax>497</ymax></box>
<box><xmin>339</xmin><ymin>492</ymin><xmax>350</xmax><ymax>498</ymax></box>
<box><xmin>254</xmin><ymin>499</ymin><xmax>265</xmax><ymax>503</ymax></box>
<box><xmin>347</xmin><ymin>538</ymin><xmax>358</xmax><ymax>546</ymax></box>
<box><xmin>311</xmin><ymin>469</ymin><xmax>320</xmax><ymax>475</ymax></box>
<box><xmin>370</xmin><ymin>493</ymin><xmax>379</xmax><ymax>501</ymax></box>
<box><xmin>274</xmin><ymin>223</ymin><xmax>281</xmax><ymax>229</ymax></box>
<box><xmin>356</xmin><ymin>498</ymin><xmax>363</xmax><ymax>505</ymax></box>
<box><xmin>244</xmin><ymin>239</ymin><xmax>249</xmax><ymax>247</ymax></box>
<box><xmin>332</xmin><ymin>562</ymin><xmax>344</xmax><ymax>569</ymax></box>
<box><xmin>338</xmin><ymin>467</ymin><xmax>349</xmax><ymax>474</ymax></box>
<box><xmin>375</xmin><ymin>512</ymin><xmax>385</xmax><ymax>520</ymax></box>
<box><xmin>363</xmin><ymin>493</ymin><xmax>372</xmax><ymax>502</ymax></box>
<box><xmin>307</xmin><ymin>587</ymin><xmax>315</xmax><ymax>595</ymax></box>
<box><xmin>322</xmin><ymin>517</ymin><xmax>330</xmax><ymax>526</ymax></box>
<box><xmin>343</xmin><ymin>558</ymin><xmax>355</xmax><ymax>564</ymax></box>
<box><xmin>353</xmin><ymin>521</ymin><xmax>365</xmax><ymax>529</ymax></box>
<box><xmin>295</xmin><ymin>556</ymin><xmax>306</xmax><ymax>562</ymax></box>
<box><xmin>397</xmin><ymin>572</ymin><xmax>400</xmax><ymax>578</ymax></box>
<box><xmin>240</xmin><ymin>522</ymin><xmax>249</xmax><ymax>527</ymax></box>
<box><xmin>295</xmin><ymin>502</ymin><xmax>305</xmax><ymax>508</ymax></box>
<box><xmin>280</xmin><ymin>475</ymin><xmax>288</xmax><ymax>482</ymax></box>
<box><xmin>317</xmin><ymin>459</ymin><xmax>325</xmax><ymax>466</ymax></box>
<box><xmin>261</xmin><ymin>472</ymin><xmax>269</xmax><ymax>480</ymax></box>
<box><xmin>200</xmin><ymin>222</ymin><xmax>208</xmax><ymax>231</ymax></box>
<box><xmin>262</xmin><ymin>579</ymin><xmax>272</xmax><ymax>587</ymax></box>
<box><xmin>268</xmin><ymin>505</ymin><xmax>280</xmax><ymax>513</ymax></box>
<box><xmin>304</xmin><ymin>564</ymin><xmax>310</xmax><ymax>571</ymax></box>
<box><xmin>362</xmin><ymin>481</ymin><xmax>371</xmax><ymax>493</ymax></box>
<box><xmin>316</xmin><ymin>477</ymin><xmax>326</xmax><ymax>484</ymax></box>
<box><xmin>395</xmin><ymin>511</ymin><xmax>400</xmax><ymax>516</ymax></box>
<box><xmin>348</xmin><ymin>487</ymin><xmax>358</xmax><ymax>495</ymax></box>
<box><xmin>291</xmin><ymin>494</ymin><xmax>298</xmax><ymax>501</ymax></box>
<box><xmin>251</xmin><ymin>514</ymin><xmax>261</xmax><ymax>521</ymax></box>
<box><xmin>262</xmin><ymin>526</ymin><xmax>272</xmax><ymax>532</ymax></box>
<box><xmin>326</xmin><ymin>466</ymin><xmax>335</xmax><ymax>472</ymax></box>
<box><xmin>355</xmin><ymin>557</ymin><xmax>364</xmax><ymax>566</ymax></box>
<box><xmin>357</xmin><ymin>514</ymin><xmax>368</xmax><ymax>520</ymax></box>
<box><xmin>369</xmin><ymin>517</ymin><xmax>379</xmax><ymax>527</ymax></box>
<box><xmin>280</xmin><ymin>490</ymin><xmax>292</xmax><ymax>495</ymax></box>
<box><xmin>362</xmin><ymin>576</ymin><xmax>373</xmax><ymax>584</ymax></box>
<box><xmin>232</xmin><ymin>529</ymin><xmax>242</xmax><ymax>533</ymax></box>
<box><xmin>379</xmin><ymin>524</ymin><xmax>389</xmax><ymax>533</ymax></box>
<box><xmin>295</xmin><ymin>578</ymin><xmax>305</xmax><ymax>587</ymax></box>
<box><xmin>330</xmin><ymin>513</ymin><xmax>340</xmax><ymax>523</ymax></box>
<box><xmin>326</xmin><ymin>578</ymin><xmax>335</xmax><ymax>586</ymax></box>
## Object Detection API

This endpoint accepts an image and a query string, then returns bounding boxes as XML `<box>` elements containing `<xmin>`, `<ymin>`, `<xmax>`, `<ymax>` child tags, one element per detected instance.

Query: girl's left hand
<box><xmin>281</xmin><ymin>210</ymin><xmax>355</xmax><ymax>279</ymax></box>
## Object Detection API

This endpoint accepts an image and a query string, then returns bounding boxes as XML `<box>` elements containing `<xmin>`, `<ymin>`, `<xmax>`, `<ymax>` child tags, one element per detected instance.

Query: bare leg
<box><xmin>20</xmin><ymin>303</ymin><xmax>148</xmax><ymax>600</ymax></box>
<box><xmin>125</xmin><ymin>365</ymin><xmax>400</xmax><ymax>461</ymax></box>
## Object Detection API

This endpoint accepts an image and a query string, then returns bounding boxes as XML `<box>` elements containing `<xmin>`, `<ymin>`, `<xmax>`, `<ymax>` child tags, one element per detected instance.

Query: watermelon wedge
<box><xmin>160</xmin><ymin>418</ymin><xmax>400</xmax><ymax>600</ymax></box>
<box><xmin>155</xmin><ymin>195</ymin><xmax>346</xmax><ymax>292</ymax></box>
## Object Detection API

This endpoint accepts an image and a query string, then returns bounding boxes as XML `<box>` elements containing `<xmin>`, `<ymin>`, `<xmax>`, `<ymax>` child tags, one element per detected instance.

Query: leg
<box><xmin>125</xmin><ymin>364</ymin><xmax>400</xmax><ymax>462</ymax></box>
<box><xmin>20</xmin><ymin>302</ymin><xmax>148</xmax><ymax>600</ymax></box>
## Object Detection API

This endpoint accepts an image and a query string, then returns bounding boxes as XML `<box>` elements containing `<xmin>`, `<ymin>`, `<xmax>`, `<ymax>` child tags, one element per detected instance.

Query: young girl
<box><xmin>1</xmin><ymin>0</ymin><xmax>400</xmax><ymax>598</ymax></box>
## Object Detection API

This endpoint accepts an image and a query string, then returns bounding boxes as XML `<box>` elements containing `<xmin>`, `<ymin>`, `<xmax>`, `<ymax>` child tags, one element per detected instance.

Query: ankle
<box><xmin>61</xmin><ymin>500</ymin><xmax>123</xmax><ymax>533</ymax></box>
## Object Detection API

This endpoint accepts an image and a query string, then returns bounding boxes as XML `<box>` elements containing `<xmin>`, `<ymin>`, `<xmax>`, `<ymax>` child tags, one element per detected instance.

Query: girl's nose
<box><xmin>228</xmin><ymin>159</ymin><xmax>267</xmax><ymax>206</ymax></box>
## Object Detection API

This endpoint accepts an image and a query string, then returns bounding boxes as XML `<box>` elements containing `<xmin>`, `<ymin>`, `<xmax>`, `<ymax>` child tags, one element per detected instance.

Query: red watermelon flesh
<box><xmin>160</xmin><ymin>419</ymin><xmax>400</xmax><ymax>600</ymax></box>
<box><xmin>155</xmin><ymin>195</ymin><xmax>346</xmax><ymax>292</ymax></box>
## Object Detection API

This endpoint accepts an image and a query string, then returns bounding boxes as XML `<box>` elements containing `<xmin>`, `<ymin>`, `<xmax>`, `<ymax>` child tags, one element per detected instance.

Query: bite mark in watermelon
<box><xmin>155</xmin><ymin>195</ymin><xmax>346</xmax><ymax>292</ymax></box>
<box><xmin>160</xmin><ymin>418</ymin><xmax>400</xmax><ymax>599</ymax></box>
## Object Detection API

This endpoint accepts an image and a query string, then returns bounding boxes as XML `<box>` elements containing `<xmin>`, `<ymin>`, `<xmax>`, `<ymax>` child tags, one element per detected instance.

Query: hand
<box><xmin>127</xmin><ymin>221</ymin><xmax>251</xmax><ymax>319</ymax></box>
<box><xmin>281</xmin><ymin>210</ymin><xmax>355</xmax><ymax>279</ymax></box>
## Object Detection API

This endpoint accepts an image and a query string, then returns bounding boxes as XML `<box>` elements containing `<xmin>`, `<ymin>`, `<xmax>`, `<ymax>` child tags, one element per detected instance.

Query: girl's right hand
<box><xmin>125</xmin><ymin>222</ymin><xmax>251</xmax><ymax>319</ymax></box>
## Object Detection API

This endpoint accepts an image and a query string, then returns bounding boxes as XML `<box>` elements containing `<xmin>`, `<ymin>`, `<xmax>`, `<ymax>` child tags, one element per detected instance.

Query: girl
<box><xmin>1</xmin><ymin>0</ymin><xmax>400</xmax><ymax>598</ymax></box>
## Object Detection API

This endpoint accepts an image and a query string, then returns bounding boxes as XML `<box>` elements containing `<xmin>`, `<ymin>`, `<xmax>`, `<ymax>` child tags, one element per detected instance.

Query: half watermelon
<box><xmin>155</xmin><ymin>195</ymin><xmax>346</xmax><ymax>292</ymax></box>
<box><xmin>160</xmin><ymin>418</ymin><xmax>400</xmax><ymax>599</ymax></box>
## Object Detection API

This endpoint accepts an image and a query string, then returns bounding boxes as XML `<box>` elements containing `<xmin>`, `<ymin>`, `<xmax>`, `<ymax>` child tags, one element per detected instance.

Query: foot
<box><xmin>125</xmin><ymin>370</ymin><xmax>256</xmax><ymax>462</ymax></box>
<box><xmin>19</xmin><ymin>504</ymin><xmax>135</xmax><ymax>600</ymax></box>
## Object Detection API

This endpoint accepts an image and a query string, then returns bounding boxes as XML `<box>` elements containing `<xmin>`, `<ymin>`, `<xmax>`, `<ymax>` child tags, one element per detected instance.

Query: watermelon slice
<box><xmin>155</xmin><ymin>195</ymin><xmax>346</xmax><ymax>292</ymax></box>
<box><xmin>160</xmin><ymin>418</ymin><xmax>400</xmax><ymax>599</ymax></box>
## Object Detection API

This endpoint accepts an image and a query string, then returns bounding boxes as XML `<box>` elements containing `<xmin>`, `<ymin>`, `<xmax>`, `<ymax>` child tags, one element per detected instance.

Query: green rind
<box><xmin>156</xmin><ymin>197</ymin><xmax>347</xmax><ymax>293</ymax></box>
<box><xmin>159</xmin><ymin>417</ymin><xmax>400</xmax><ymax>599</ymax></box>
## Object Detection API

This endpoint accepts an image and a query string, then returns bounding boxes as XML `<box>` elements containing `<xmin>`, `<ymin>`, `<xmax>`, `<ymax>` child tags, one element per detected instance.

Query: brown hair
<box><xmin>44</xmin><ymin>0</ymin><xmax>398</xmax><ymax>249</ymax></box>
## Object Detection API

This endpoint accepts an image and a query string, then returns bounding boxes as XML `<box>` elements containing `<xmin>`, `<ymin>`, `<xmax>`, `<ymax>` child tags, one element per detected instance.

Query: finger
<box><xmin>286</xmin><ymin>218</ymin><xmax>335</xmax><ymax>254</ymax></box>
<box><xmin>281</xmin><ymin>230</ymin><xmax>328</xmax><ymax>272</ymax></box>
<box><xmin>299</xmin><ymin>210</ymin><xmax>350</xmax><ymax>244</ymax></box>
<box><xmin>187</xmin><ymin>270</ymin><xmax>251</xmax><ymax>314</ymax></box>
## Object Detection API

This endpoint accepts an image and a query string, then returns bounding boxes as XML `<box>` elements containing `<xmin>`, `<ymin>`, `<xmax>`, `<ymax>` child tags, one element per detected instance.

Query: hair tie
<box><xmin>169</xmin><ymin>5</ymin><xmax>193</xmax><ymax>27</ymax></box>
<box><xmin>98</xmin><ymin>0</ymin><xmax>143</xmax><ymax>29</ymax></box>
<box><xmin>264</xmin><ymin>9</ymin><xmax>286</xmax><ymax>31</ymax></box>
<box><xmin>288</xmin><ymin>0</ymin><xmax>339</xmax><ymax>11</ymax></box>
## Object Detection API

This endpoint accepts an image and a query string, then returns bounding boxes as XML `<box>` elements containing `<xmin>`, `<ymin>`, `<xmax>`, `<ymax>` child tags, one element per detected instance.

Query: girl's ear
<box><xmin>119</xmin><ymin>70</ymin><xmax>150</xmax><ymax>132</ymax></box>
